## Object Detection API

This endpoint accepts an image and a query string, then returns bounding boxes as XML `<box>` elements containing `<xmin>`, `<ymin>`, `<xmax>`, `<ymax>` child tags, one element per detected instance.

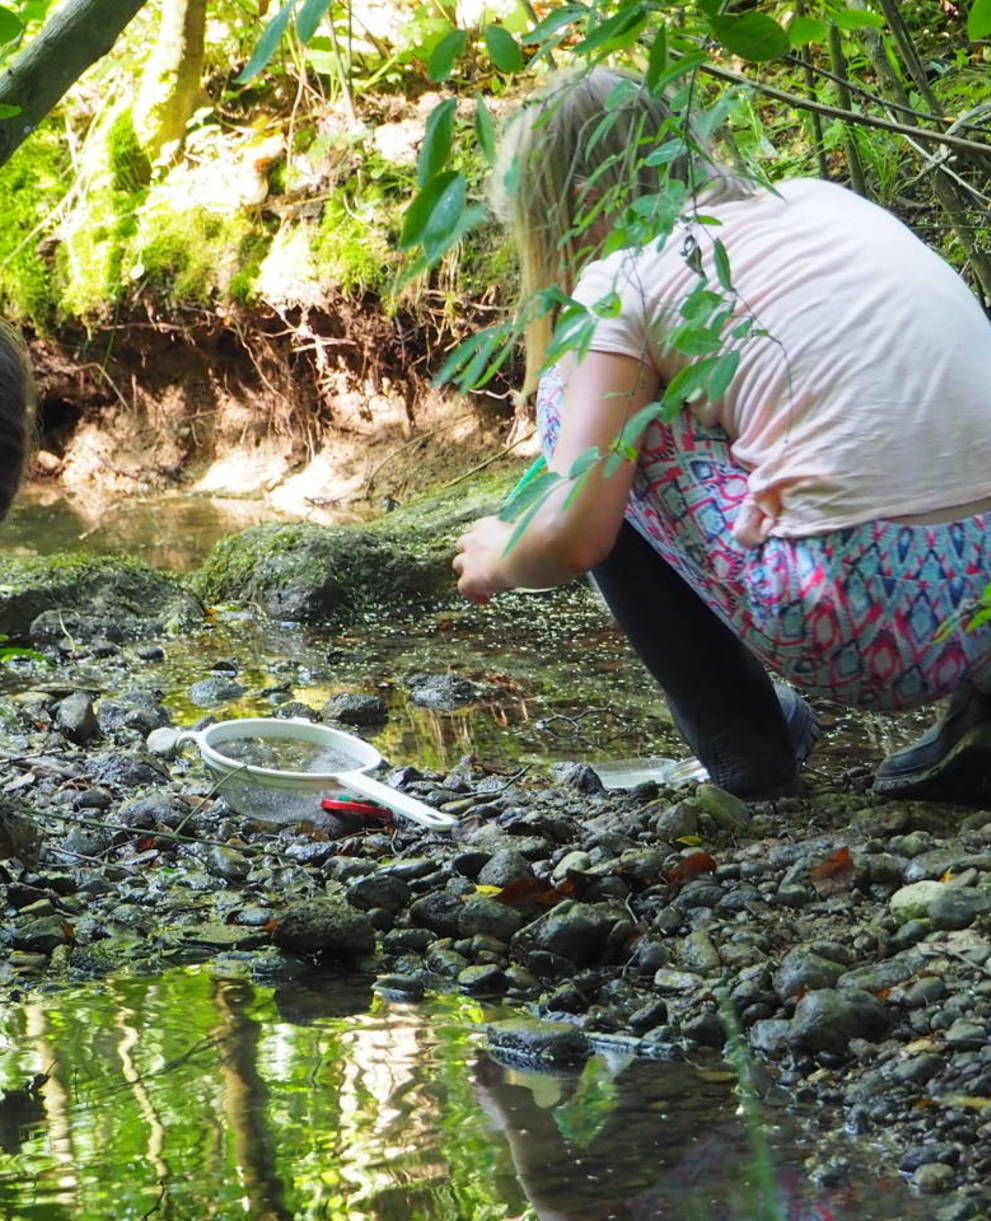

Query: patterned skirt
<box><xmin>537</xmin><ymin>366</ymin><xmax>991</xmax><ymax>710</ymax></box>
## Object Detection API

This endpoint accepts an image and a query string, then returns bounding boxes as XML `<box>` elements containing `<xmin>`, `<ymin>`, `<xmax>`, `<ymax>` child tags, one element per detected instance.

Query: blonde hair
<box><xmin>493</xmin><ymin>67</ymin><xmax>753</xmax><ymax>396</ymax></box>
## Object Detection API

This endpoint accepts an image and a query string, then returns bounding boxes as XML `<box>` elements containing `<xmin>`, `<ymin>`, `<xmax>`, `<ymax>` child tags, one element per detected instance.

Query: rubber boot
<box><xmin>591</xmin><ymin>522</ymin><xmax>811</xmax><ymax>799</ymax></box>
<box><xmin>873</xmin><ymin>682</ymin><xmax>991</xmax><ymax>803</ymax></box>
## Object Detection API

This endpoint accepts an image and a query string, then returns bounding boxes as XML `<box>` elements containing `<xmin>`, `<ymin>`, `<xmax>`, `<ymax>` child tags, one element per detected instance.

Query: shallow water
<box><xmin>0</xmin><ymin>491</ymin><xmax>938</xmax><ymax>1219</ymax></box>
<box><xmin>0</xmin><ymin>967</ymin><xmax>930</xmax><ymax>1221</ymax></box>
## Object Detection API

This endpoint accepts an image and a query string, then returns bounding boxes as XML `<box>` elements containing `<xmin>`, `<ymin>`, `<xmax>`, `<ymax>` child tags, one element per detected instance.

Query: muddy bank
<box><xmin>0</xmin><ymin>549</ymin><xmax>990</xmax><ymax>1217</ymax></box>
<box><xmin>26</xmin><ymin>305</ymin><xmax>524</xmax><ymax>522</ymax></box>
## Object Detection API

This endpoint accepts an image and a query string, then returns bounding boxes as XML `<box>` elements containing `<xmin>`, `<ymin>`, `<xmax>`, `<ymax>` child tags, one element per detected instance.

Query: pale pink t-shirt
<box><xmin>571</xmin><ymin>178</ymin><xmax>991</xmax><ymax>545</ymax></box>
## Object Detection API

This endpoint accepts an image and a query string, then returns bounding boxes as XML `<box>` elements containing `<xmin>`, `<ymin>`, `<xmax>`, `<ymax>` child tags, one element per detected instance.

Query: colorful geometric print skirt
<box><xmin>537</xmin><ymin>366</ymin><xmax>991</xmax><ymax>711</ymax></box>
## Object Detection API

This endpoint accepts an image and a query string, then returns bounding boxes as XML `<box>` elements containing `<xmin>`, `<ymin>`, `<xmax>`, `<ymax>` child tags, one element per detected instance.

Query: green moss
<box><xmin>132</xmin><ymin>203</ymin><xmax>270</xmax><ymax>305</ymax></box>
<box><xmin>312</xmin><ymin>191</ymin><xmax>398</xmax><ymax>296</ymax></box>
<box><xmin>0</xmin><ymin>123</ymin><xmax>69</xmax><ymax>326</ymax></box>
<box><xmin>57</xmin><ymin>109</ymin><xmax>151</xmax><ymax>320</ymax></box>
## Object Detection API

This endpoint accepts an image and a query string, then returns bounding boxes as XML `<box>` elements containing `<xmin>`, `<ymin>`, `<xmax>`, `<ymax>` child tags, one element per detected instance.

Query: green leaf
<box><xmin>236</xmin><ymin>0</ymin><xmax>296</xmax><ymax>83</ymax></box>
<box><xmin>568</xmin><ymin>447</ymin><xmax>602</xmax><ymax>480</ymax></box>
<box><xmin>574</xmin><ymin>5</ymin><xmax>647</xmax><ymax>55</ymax></box>
<box><xmin>669</xmin><ymin>324</ymin><xmax>723</xmax><ymax>356</ymax></box>
<box><xmin>646</xmin><ymin>26</ymin><xmax>668</xmax><ymax>92</ymax></box>
<box><xmin>710</xmin><ymin>13</ymin><xmax>789</xmax><ymax>62</ymax></box>
<box><xmin>697</xmin><ymin>0</ymin><xmax>721</xmax><ymax>16</ymax></box>
<box><xmin>484</xmin><ymin>24</ymin><xmax>524</xmax><ymax>72</ymax></box>
<box><xmin>428</xmin><ymin>28</ymin><xmax>467</xmax><ymax>81</ymax></box>
<box><xmin>712</xmin><ymin>238</ymin><xmax>733</xmax><ymax>292</ymax></box>
<box><xmin>706</xmin><ymin>349</ymin><xmax>740</xmax><ymax>400</ymax></box>
<box><xmin>545</xmin><ymin>303</ymin><xmax>596</xmax><ymax>366</ymax></box>
<box><xmin>500</xmin><ymin>468</ymin><xmax>561</xmax><ymax>522</ymax></box>
<box><xmin>593</xmin><ymin>291</ymin><xmax>622</xmax><ymax>318</ymax></box>
<box><xmin>831</xmin><ymin>8</ymin><xmax>886</xmax><ymax>30</ymax></box>
<box><xmin>0</xmin><ymin>6</ymin><xmax>23</xmax><ymax>41</ymax></box>
<box><xmin>426</xmin><ymin>196</ymin><xmax>484</xmax><ymax>264</ymax></box>
<box><xmin>644</xmin><ymin>138</ymin><xmax>687</xmax><ymax>166</ymax></box>
<box><xmin>521</xmin><ymin>4</ymin><xmax>586</xmax><ymax>44</ymax></box>
<box><xmin>643</xmin><ymin>51</ymin><xmax>707</xmax><ymax>95</ymax></box>
<box><xmin>788</xmin><ymin>15</ymin><xmax>828</xmax><ymax>46</ymax></box>
<box><xmin>474</xmin><ymin>95</ymin><xmax>496</xmax><ymax>164</ymax></box>
<box><xmin>0</xmin><ymin>103</ymin><xmax>20</xmax><ymax>118</ymax></box>
<box><xmin>418</xmin><ymin>97</ymin><xmax>457</xmax><ymax>187</ymax></box>
<box><xmin>399</xmin><ymin>170</ymin><xmax>460</xmax><ymax>248</ymax></box>
<box><xmin>680</xmin><ymin>287</ymin><xmax>722</xmax><ymax>321</ymax></box>
<box><xmin>296</xmin><ymin>0</ymin><xmax>331</xmax><ymax>42</ymax></box>
<box><xmin>968</xmin><ymin>0</ymin><xmax>991</xmax><ymax>38</ymax></box>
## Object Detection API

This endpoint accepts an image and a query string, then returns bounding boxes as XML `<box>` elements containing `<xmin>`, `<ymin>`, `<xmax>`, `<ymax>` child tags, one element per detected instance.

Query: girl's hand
<box><xmin>452</xmin><ymin>516</ymin><xmax>515</xmax><ymax>604</ymax></box>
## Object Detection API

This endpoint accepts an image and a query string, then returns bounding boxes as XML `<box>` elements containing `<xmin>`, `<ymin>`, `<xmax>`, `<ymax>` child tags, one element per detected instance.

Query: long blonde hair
<box><xmin>493</xmin><ymin>67</ymin><xmax>753</xmax><ymax>395</ymax></box>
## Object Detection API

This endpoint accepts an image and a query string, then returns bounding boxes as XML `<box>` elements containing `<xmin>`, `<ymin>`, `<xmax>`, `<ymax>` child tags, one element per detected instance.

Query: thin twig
<box><xmin>695</xmin><ymin>59</ymin><xmax>991</xmax><ymax>159</ymax></box>
<box><xmin>437</xmin><ymin>429</ymin><xmax>537</xmax><ymax>491</ymax></box>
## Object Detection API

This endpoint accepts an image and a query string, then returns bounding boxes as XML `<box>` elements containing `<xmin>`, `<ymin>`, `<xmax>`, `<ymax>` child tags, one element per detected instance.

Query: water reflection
<box><xmin>2</xmin><ymin>486</ymin><xmax>291</xmax><ymax>572</ymax></box>
<box><xmin>0</xmin><ymin>969</ymin><xmax>928</xmax><ymax>1220</ymax></box>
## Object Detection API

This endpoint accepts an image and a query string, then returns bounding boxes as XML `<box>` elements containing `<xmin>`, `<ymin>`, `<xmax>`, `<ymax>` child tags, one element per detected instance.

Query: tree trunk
<box><xmin>134</xmin><ymin>0</ymin><xmax>207</xmax><ymax>159</ymax></box>
<box><xmin>0</xmin><ymin>0</ymin><xmax>150</xmax><ymax>168</ymax></box>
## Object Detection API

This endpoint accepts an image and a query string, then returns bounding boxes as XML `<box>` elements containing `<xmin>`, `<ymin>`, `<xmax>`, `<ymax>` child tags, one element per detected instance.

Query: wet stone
<box><xmin>511</xmin><ymin>901</ymin><xmax>615</xmax><ymax>968</ymax></box>
<box><xmin>188</xmin><ymin>677</ymin><xmax>247</xmax><ymax>708</ymax></box>
<box><xmin>890</xmin><ymin>879</ymin><xmax>945</xmax><ymax>923</ymax></box>
<box><xmin>457</xmin><ymin>895</ymin><xmax>523</xmax><ymax>942</ymax></box>
<box><xmin>409</xmin><ymin>893</ymin><xmax>463</xmax><ymax>938</ymax></box>
<box><xmin>346</xmin><ymin>874</ymin><xmax>410</xmax><ymax>914</ymax></box>
<box><xmin>75</xmin><ymin>787</ymin><xmax>113</xmax><ymax>810</ymax></box>
<box><xmin>322</xmin><ymin>692</ymin><xmax>387</xmax><ymax>726</ymax></box>
<box><xmin>458</xmin><ymin>964</ymin><xmax>509</xmax><ymax>996</ymax></box>
<box><xmin>930</xmin><ymin>887</ymin><xmax>991</xmax><ymax>931</ymax></box>
<box><xmin>270</xmin><ymin>899</ymin><xmax>375</xmax><ymax>958</ymax></box>
<box><xmin>476</xmin><ymin>848</ymin><xmax>534</xmax><ymax>888</ymax></box>
<box><xmin>146</xmin><ymin>727</ymin><xmax>182</xmax><ymax>758</ymax></box>
<box><xmin>485</xmin><ymin>1017</ymin><xmax>589</xmax><ymax>1066</ymax></box>
<box><xmin>694</xmin><ymin>784</ymin><xmax>750</xmax><ymax>830</ymax></box>
<box><xmin>677</xmin><ymin>930</ymin><xmax>721</xmax><ymax>973</ymax></box>
<box><xmin>944</xmin><ymin>1019</ymin><xmax>988</xmax><ymax>1049</ymax></box>
<box><xmin>914</xmin><ymin>1163</ymin><xmax>957</xmax><ymax>1195</ymax></box>
<box><xmin>787</xmin><ymin>988</ymin><xmax>889</xmax><ymax>1055</ymax></box>
<box><xmin>550</xmin><ymin>762</ymin><xmax>605</xmax><ymax>795</ymax></box>
<box><xmin>90</xmin><ymin>753</ymin><xmax>165</xmax><ymax>789</ymax></box>
<box><xmin>204</xmin><ymin>846</ymin><xmax>251</xmax><ymax>882</ymax></box>
<box><xmin>55</xmin><ymin>693</ymin><xmax>100</xmax><ymax>745</ymax></box>
<box><xmin>889</xmin><ymin>1053</ymin><xmax>942</xmax><ymax>1085</ymax></box>
<box><xmin>652</xmin><ymin>800</ymin><xmax>699</xmax><ymax>841</ymax></box>
<box><xmin>773</xmin><ymin>948</ymin><xmax>845</xmax><ymax>999</ymax></box>
<box><xmin>63</xmin><ymin>826</ymin><xmax>113</xmax><ymax>856</ymax></box>
<box><xmin>97</xmin><ymin>690</ymin><xmax>171</xmax><ymax>735</ymax></box>
<box><xmin>10</xmin><ymin>916</ymin><xmax>70</xmax><ymax>954</ymax></box>
<box><xmin>407</xmin><ymin>673</ymin><xmax>480</xmax><ymax>710</ymax></box>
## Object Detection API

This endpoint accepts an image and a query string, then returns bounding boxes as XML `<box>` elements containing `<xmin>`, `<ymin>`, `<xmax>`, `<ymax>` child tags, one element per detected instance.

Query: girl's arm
<box><xmin>453</xmin><ymin>351</ymin><xmax>659</xmax><ymax>601</ymax></box>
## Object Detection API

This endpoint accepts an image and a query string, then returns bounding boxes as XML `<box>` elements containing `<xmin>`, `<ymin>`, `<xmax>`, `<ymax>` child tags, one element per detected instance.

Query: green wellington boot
<box><xmin>873</xmin><ymin>684</ymin><xmax>991</xmax><ymax>803</ymax></box>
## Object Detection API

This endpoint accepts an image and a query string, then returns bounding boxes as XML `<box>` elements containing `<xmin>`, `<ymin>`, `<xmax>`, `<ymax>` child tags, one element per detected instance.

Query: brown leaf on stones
<box><xmin>810</xmin><ymin>845</ymin><xmax>855</xmax><ymax>896</ymax></box>
<box><xmin>665</xmin><ymin>851</ymin><xmax>717</xmax><ymax>887</ymax></box>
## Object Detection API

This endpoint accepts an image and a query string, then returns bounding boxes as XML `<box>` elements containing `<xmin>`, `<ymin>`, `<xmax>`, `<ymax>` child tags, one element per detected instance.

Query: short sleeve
<box><xmin>571</xmin><ymin>252</ymin><xmax>653</xmax><ymax>363</ymax></box>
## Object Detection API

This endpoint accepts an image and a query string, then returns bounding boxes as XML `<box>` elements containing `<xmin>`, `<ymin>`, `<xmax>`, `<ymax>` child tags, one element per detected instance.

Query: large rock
<box><xmin>0</xmin><ymin>552</ymin><xmax>202</xmax><ymax>641</ymax></box>
<box><xmin>189</xmin><ymin>523</ymin><xmax>450</xmax><ymax>624</ymax></box>
<box><xmin>270</xmin><ymin>899</ymin><xmax>375</xmax><ymax>958</ymax></box>
<box><xmin>787</xmin><ymin>988</ymin><xmax>889</xmax><ymax>1055</ymax></box>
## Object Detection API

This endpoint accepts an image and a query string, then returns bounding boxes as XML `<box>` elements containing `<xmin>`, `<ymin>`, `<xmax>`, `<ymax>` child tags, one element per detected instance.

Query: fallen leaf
<box><xmin>810</xmin><ymin>845</ymin><xmax>855</xmax><ymax>896</ymax></box>
<box><xmin>936</xmin><ymin>1094</ymin><xmax>991</xmax><ymax>1110</ymax></box>
<box><xmin>666</xmin><ymin>851</ymin><xmax>717</xmax><ymax>886</ymax></box>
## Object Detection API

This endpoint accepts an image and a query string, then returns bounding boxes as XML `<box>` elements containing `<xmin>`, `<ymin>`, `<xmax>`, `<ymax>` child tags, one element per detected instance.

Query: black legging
<box><xmin>591</xmin><ymin>522</ymin><xmax>796</xmax><ymax>797</ymax></box>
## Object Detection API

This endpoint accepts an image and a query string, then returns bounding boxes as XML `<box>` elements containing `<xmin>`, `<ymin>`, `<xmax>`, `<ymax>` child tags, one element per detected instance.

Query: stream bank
<box><xmin>0</xmin><ymin>506</ymin><xmax>990</xmax><ymax>1217</ymax></box>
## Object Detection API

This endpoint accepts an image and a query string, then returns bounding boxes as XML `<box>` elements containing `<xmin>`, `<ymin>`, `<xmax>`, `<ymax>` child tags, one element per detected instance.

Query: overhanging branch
<box><xmin>0</xmin><ymin>0</ymin><xmax>150</xmax><ymax>168</ymax></box>
<box><xmin>698</xmin><ymin>59</ymin><xmax>991</xmax><ymax>160</ymax></box>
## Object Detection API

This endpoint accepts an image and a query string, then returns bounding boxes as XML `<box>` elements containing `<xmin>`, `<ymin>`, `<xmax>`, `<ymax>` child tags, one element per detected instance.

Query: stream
<box><xmin>0</xmin><ymin>491</ymin><xmax>938</xmax><ymax>1220</ymax></box>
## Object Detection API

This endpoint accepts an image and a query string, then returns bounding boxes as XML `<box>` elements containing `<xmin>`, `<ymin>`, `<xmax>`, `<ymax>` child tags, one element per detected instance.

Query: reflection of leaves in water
<box><xmin>552</xmin><ymin>1058</ymin><xmax>619</xmax><ymax>1149</ymax></box>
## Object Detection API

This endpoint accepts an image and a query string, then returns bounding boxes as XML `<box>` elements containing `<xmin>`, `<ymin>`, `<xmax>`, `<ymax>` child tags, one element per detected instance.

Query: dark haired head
<box><xmin>0</xmin><ymin>321</ymin><xmax>33</xmax><ymax>521</ymax></box>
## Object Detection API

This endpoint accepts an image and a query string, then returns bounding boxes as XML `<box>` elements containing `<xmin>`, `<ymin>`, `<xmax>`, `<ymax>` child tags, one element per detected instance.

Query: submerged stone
<box><xmin>486</xmin><ymin>1017</ymin><xmax>589</xmax><ymax>1066</ymax></box>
